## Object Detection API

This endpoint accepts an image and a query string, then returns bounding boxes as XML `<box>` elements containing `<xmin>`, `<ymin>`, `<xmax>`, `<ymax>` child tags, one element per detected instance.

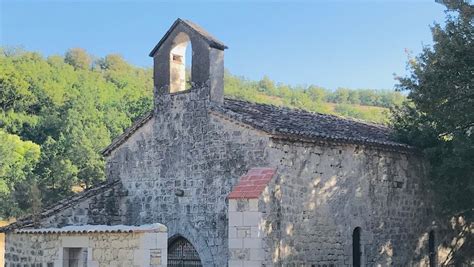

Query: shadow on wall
<box><xmin>261</xmin><ymin>144</ymin><xmax>472</xmax><ymax>266</ymax></box>
<box><xmin>435</xmin><ymin>215</ymin><xmax>474</xmax><ymax>266</ymax></box>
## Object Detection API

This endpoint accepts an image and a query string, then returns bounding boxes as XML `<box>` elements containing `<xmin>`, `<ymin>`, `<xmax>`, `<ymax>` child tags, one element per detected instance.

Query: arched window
<box><xmin>168</xmin><ymin>236</ymin><xmax>202</xmax><ymax>266</ymax></box>
<box><xmin>429</xmin><ymin>230</ymin><xmax>436</xmax><ymax>267</ymax></box>
<box><xmin>353</xmin><ymin>227</ymin><xmax>361</xmax><ymax>267</ymax></box>
<box><xmin>170</xmin><ymin>32</ymin><xmax>192</xmax><ymax>93</ymax></box>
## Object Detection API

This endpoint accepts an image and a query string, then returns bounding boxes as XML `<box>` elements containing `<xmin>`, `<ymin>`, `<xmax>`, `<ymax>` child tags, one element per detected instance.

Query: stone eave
<box><xmin>0</xmin><ymin>180</ymin><xmax>121</xmax><ymax>233</ymax></box>
<box><xmin>269</xmin><ymin>135</ymin><xmax>418</xmax><ymax>154</ymax></box>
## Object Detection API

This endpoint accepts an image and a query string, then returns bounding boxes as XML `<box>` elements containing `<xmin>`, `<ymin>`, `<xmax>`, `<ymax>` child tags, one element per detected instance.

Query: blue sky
<box><xmin>1</xmin><ymin>0</ymin><xmax>446</xmax><ymax>90</ymax></box>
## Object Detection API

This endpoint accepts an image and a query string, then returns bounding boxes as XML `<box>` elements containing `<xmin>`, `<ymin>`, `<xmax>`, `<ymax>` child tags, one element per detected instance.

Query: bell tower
<box><xmin>149</xmin><ymin>18</ymin><xmax>227</xmax><ymax>104</ymax></box>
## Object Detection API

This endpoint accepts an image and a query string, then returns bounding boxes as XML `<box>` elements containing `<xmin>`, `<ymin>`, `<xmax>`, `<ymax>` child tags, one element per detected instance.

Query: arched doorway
<box><xmin>168</xmin><ymin>236</ymin><xmax>202</xmax><ymax>267</ymax></box>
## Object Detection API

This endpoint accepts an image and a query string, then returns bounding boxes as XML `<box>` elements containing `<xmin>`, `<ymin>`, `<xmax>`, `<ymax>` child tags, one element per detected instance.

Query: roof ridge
<box><xmin>149</xmin><ymin>18</ymin><xmax>227</xmax><ymax>57</ymax></box>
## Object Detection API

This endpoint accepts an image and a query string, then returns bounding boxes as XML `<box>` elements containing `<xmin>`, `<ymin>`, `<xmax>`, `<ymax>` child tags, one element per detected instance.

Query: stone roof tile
<box><xmin>212</xmin><ymin>98</ymin><xmax>412</xmax><ymax>151</ymax></box>
<box><xmin>0</xmin><ymin>180</ymin><xmax>121</xmax><ymax>233</ymax></box>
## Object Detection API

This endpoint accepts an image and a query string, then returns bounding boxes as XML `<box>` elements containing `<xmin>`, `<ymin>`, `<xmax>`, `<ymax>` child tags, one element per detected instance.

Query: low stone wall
<box><xmin>4</xmin><ymin>224</ymin><xmax>167</xmax><ymax>267</ymax></box>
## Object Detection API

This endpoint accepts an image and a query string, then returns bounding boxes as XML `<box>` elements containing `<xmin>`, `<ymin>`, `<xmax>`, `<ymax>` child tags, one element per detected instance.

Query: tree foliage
<box><xmin>224</xmin><ymin>71</ymin><xmax>403</xmax><ymax>123</ymax></box>
<box><xmin>0</xmin><ymin>47</ymin><xmax>405</xmax><ymax>218</ymax></box>
<box><xmin>0</xmin><ymin>49</ymin><xmax>153</xmax><ymax>218</ymax></box>
<box><xmin>64</xmin><ymin>48</ymin><xmax>92</xmax><ymax>70</ymax></box>
<box><xmin>392</xmin><ymin>1</ymin><xmax>473</xmax><ymax>221</ymax></box>
<box><xmin>0</xmin><ymin>130</ymin><xmax>40</xmax><ymax>217</ymax></box>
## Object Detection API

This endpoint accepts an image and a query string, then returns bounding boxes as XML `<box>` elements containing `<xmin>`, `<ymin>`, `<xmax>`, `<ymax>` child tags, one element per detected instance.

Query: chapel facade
<box><xmin>1</xmin><ymin>19</ymin><xmax>438</xmax><ymax>267</ymax></box>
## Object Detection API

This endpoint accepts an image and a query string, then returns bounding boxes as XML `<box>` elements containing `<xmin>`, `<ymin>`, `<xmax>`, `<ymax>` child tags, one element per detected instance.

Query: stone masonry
<box><xmin>1</xmin><ymin>18</ymin><xmax>440</xmax><ymax>267</ymax></box>
<box><xmin>4</xmin><ymin>224</ymin><xmax>167</xmax><ymax>267</ymax></box>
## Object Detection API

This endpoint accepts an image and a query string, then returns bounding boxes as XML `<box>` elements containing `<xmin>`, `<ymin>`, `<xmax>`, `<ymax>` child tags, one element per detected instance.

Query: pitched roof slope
<box><xmin>0</xmin><ymin>180</ymin><xmax>121</xmax><ymax>232</ymax></box>
<box><xmin>212</xmin><ymin>98</ymin><xmax>411</xmax><ymax>150</ymax></box>
<box><xmin>101</xmin><ymin>98</ymin><xmax>411</xmax><ymax>157</ymax></box>
<box><xmin>149</xmin><ymin>18</ymin><xmax>228</xmax><ymax>57</ymax></box>
<box><xmin>101</xmin><ymin>111</ymin><xmax>153</xmax><ymax>156</ymax></box>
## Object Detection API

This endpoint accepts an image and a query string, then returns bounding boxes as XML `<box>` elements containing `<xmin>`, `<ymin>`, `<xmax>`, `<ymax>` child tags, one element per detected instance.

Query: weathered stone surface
<box><xmin>4</xmin><ymin>229</ymin><xmax>167</xmax><ymax>267</ymax></box>
<box><xmin>1</xmin><ymin>18</ymin><xmax>441</xmax><ymax>267</ymax></box>
<box><xmin>260</xmin><ymin>140</ymin><xmax>433</xmax><ymax>266</ymax></box>
<box><xmin>105</xmin><ymin>84</ymin><xmax>270</xmax><ymax>266</ymax></box>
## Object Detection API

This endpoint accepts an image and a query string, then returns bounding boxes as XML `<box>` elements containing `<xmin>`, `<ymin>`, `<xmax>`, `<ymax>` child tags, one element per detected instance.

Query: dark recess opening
<box><xmin>353</xmin><ymin>227</ymin><xmax>361</xmax><ymax>267</ymax></box>
<box><xmin>429</xmin><ymin>230</ymin><xmax>436</xmax><ymax>267</ymax></box>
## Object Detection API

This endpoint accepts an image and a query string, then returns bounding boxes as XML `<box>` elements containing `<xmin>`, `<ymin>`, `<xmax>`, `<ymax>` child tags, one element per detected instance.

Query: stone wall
<box><xmin>104</xmin><ymin>84</ymin><xmax>435</xmax><ymax>266</ymax></box>
<box><xmin>105</xmin><ymin>85</ymin><xmax>270</xmax><ymax>266</ymax></box>
<box><xmin>4</xmin><ymin>229</ymin><xmax>167</xmax><ymax>267</ymax></box>
<box><xmin>39</xmin><ymin>182</ymin><xmax>123</xmax><ymax>228</ymax></box>
<box><xmin>260</xmin><ymin>139</ymin><xmax>434</xmax><ymax>266</ymax></box>
<box><xmin>228</xmin><ymin>198</ymin><xmax>265</xmax><ymax>267</ymax></box>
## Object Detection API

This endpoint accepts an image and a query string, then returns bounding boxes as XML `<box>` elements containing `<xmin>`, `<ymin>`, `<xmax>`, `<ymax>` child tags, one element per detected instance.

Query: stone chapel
<box><xmin>1</xmin><ymin>19</ymin><xmax>438</xmax><ymax>267</ymax></box>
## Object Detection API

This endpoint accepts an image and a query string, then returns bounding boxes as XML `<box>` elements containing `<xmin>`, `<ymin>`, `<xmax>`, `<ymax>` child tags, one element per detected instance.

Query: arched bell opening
<box><xmin>169</xmin><ymin>32</ymin><xmax>192</xmax><ymax>93</ymax></box>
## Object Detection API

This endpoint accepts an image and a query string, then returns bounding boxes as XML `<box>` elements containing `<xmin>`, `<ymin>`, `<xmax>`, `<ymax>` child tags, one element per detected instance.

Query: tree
<box><xmin>258</xmin><ymin>75</ymin><xmax>276</xmax><ymax>95</ymax></box>
<box><xmin>307</xmin><ymin>85</ymin><xmax>327</xmax><ymax>103</ymax></box>
<box><xmin>97</xmin><ymin>54</ymin><xmax>130</xmax><ymax>72</ymax></box>
<box><xmin>65</xmin><ymin>48</ymin><xmax>92</xmax><ymax>70</ymax></box>
<box><xmin>333</xmin><ymin>88</ymin><xmax>350</xmax><ymax>104</ymax></box>
<box><xmin>0</xmin><ymin>130</ymin><xmax>40</xmax><ymax>218</ymax></box>
<box><xmin>392</xmin><ymin>0</ymin><xmax>473</xmax><ymax>220</ymax></box>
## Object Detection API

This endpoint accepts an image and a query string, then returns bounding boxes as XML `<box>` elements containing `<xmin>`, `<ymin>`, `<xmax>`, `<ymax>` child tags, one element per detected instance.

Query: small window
<box><xmin>63</xmin><ymin>247</ymin><xmax>88</xmax><ymax>267</ymax></box>
<box><xmin>353</xmin><ymin>227</ymin><xmax>361</xmax><ymax>267</ymax></box>
<box><xmin>429</xmin><ymin>230</ymin><xmax>436</xmax><ymax>267</ymax></box>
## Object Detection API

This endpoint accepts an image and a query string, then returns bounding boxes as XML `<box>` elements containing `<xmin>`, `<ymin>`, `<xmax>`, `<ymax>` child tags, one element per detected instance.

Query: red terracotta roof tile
<box><xmin>228</xmin><ymin>168</ymin><xmax>276</xmax><ymax>199</ymax></box>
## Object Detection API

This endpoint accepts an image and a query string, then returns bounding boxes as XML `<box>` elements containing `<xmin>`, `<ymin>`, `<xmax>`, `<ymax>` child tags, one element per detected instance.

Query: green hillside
<box><xmin>224</xmin><ymin>74</ymin><xmax>403</xmax><ymax>124</ymax></box>
<box><xmin>0</xmin><ymin>47</ymin><xmax>403</xmax><ymax>218</ymax></box>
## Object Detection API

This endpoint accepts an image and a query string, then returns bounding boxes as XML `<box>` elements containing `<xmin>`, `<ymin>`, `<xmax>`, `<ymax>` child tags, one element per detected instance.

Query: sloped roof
<box><xmin>149</xmin><ymin>18</ymin><xmax>228</xmax><ymax>57</ymax></box>
<box><xmin>100</xmin><ymin>98</ymin><xmax>412</xmax><ymax>157</ymax></box>
<box><xmin>228</xmin><ymin>168</ymin><xmax>276</xmax><ymax>199</ymax></box>
<box><xmin>0</xmin><ymin>180</ymin><xmax>121</xmax><ymax>233</ymax></box>
<box><xmin>212</xmin><ymin>98</ymin><xmax>412</xmax><ymax>150</ymax></box>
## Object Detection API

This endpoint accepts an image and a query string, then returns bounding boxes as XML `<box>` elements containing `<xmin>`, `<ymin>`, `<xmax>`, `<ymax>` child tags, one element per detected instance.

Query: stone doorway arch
<box><xmin>168</xmin><ymin>236</ymin><xmax>203</xmax><ymax>267</ymax></box>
